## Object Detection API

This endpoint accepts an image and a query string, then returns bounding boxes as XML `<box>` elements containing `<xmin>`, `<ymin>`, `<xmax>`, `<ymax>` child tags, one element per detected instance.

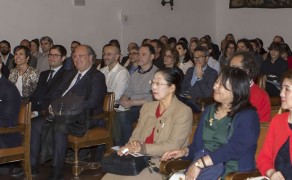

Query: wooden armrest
<box><xmin>225</xmin><ymin>170</ymin><xmax>261</xmax><ymax>180</ymax></box>
<box><xmin>159</xmin><ymin>159</ymin><xmax>192</xmax><ymax>175</ymax></box>
<box><xmin>0</xmin><ymin>124</ymin><xmax>25</xmax><ymax>134</ymax></box>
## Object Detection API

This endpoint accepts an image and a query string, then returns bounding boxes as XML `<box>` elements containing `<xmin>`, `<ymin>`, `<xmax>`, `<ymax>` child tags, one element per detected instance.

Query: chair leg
<box><xmin>22</xmin><ymin>160</ymin><xmax>32</xmax><ymax>180</ymax></box>
<box><xmin>72</xmin><ymin>148</ymin><xmax>81</xmax><ymax>179</ymax></box>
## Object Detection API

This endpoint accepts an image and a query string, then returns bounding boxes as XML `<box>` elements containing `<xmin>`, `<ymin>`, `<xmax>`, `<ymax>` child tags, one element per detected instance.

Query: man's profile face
<box><xmin>72</xmin><ymin>46</ymin><xmax>92</xmax><ymax>72</ymax></box>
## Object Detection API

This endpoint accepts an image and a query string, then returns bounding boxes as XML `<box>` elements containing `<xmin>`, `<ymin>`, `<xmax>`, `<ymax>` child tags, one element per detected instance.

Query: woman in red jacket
<box><xmin>257</xmin><ymin>70</ymin><xmax>292</xmax><ymax>180</ymax></box>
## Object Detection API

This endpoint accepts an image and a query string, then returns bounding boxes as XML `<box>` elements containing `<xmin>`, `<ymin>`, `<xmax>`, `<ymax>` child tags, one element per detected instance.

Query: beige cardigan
<box><xmin>130</xmin><ymin>96</ymin><xmax>193</xmax><ymax>157</ymax></box>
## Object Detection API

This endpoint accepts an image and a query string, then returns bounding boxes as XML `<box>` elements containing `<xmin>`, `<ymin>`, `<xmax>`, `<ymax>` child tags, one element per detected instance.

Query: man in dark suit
<box><xmin>180</xmin><ymin>46</ymin><xmax>218</xmax><ymax>112</ymax></box>
<box><xmin>30</xmin><ymin>45</ymin><xmax>107</xmax><ymax>180</ymax></box>
<box><xmin>11</xmin><ymin>45</ymin><xmax>68</xmax><ymax>177</ymax></box>
<box><xmin>0</xmin><ymin>62</ymin><xmax>21</xmax><ymax>148</ymax></box>
<box><xmin>0</xmin><ymin>40</ymin><xmax>14</xmax><ymax>70</ymax></box>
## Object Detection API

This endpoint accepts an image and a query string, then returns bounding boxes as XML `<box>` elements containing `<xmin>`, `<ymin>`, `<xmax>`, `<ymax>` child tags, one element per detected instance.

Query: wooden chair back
<box><xmin>0</xmin><ymin>102</ymin><xmax>32</xmax><ymax>180</ymax></box>
<box><xmin>67</xmin><ymin>92</ymin><xmax>115</xmax><ymax>178</ymax></box>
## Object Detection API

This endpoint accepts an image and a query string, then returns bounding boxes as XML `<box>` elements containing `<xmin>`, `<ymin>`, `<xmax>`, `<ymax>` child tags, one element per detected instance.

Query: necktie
<box><xmin>74</xmin><ymin>73</ymin><xmax>82</xmax><ymax>86</ymax></box>
<box><xmin>47</xmin><ymin>70</ymin><xmax>54</xmax><ymax>86</ymax></box>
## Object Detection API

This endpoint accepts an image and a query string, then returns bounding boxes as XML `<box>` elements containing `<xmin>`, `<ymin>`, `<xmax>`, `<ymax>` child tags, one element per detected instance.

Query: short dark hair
<box><xmin>193</xmin><ymin>46</ymin><xmax>209</xmax><ymax>57</ymax></box>
<box><xmin>0</xmin><ymin>40</ymin><xmax>11</xmax><ymax>48</ymax></box>
<box><xmin>155</xmin><ymin>67</ymin><xmax>182</xmax><ymax>94</ymax></box>
<box><xmin>280</xmin><ymin>43</ymin><xmax>292</xmax><ymax>56</ymax></box>
<box><xmin>268</xmin><ymin>42</ymin><xmax>281</xmax><ymax>51</ymax></box>
<box><xmin>141</xmin><ymin>44</ymin><xmax>155</xmax><ymax>55</ymax></box>
<box><xmin>168</xmin><ymin>37</ymin><xmax>177</xmax><ymax>45</ymax></box>
<box><xmin>50</xmin><ymin>45</ymin><xmax>67</xmax><ymax>57</ymax></box>
<box><xmin>237</xmin><ymin>38</ymin><xmax>253</xmax><ymax>52</ymax></box>
<box><xmin>229</xmin><ymin>51</ymin><xmax>258</xmax><ymax>79</ymax></box>
<box><xmin>13</xmin><ymin>45</ymin><xmax>31</xmax><ymax>61</ymax></box>
<box><xmin>71</xmin><ymin>41</ymin><xmax>81</xmax><ymax>45</ymax></box>
<box><xmin>40</xmin><ymin>36</ymin><xmax>53</xmax><ymax>44</ymax></box>
<box><xmin>215</xmin><ymin>66</ymin><xmax>253</xmax><ymax>117</ymax></box>
<box><xmin>31</xmin><ymin>39</ymin><xmax>40</xmax><ymax>49</ymax></box>
<box><xmin>109</xmin><ymin>39</ymin><xmax>121</xmax><ymax>50</ymax></box>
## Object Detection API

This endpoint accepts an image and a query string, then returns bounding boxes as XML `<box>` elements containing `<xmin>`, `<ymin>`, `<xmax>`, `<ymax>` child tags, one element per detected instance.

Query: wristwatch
<box><xmin>194</xmin><ymin>161</ymin><xmax>202</xmax><ymax>169</ymax></box>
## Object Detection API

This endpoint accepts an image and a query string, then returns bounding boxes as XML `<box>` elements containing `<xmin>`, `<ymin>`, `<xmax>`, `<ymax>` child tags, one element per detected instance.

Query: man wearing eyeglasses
<box><xmin>36</xmin><ymin>36</ymin><xmax>53</xmax><ymax>74</ymax></box>
<box><xmin>180</xmin><ymin>46</ymin><xmax>218</xmax><ymax>112</ymax></box>
<box><xmin>0</xmin><ymin>40</ymin><xmax>14</xmax><ymax>70</ymax></box>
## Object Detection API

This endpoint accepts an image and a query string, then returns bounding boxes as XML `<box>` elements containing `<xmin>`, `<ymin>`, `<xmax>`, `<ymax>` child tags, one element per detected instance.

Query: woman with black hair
<box><xmin>162</xmin><ymin>67</ymin><xmax>260</xmax><ymax>180</ymax></box>
<box><xmin>175</xmin><ymin>42</ymin><xmax>193</xmax><ymax>74</ymax></box>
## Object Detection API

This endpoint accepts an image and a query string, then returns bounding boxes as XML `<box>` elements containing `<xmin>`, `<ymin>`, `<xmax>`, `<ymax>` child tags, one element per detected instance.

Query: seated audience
<box><xmin>114</xmin><ymin>44</ymin><xmax>158</xmax><ymax>146</ymax></box>
<box><xmin>257</xmin><ymin>70</ymin><xmax>292</xmax><ymax>180</ymax></box>
<box><xmin>100</xmin><ymin>44</ymin><xmax>130</xmax><ymax>101</ymax></box>
<box><xmin>219</xmin><ymin>40</ymin><xmax>236</xmax><ymax>68</ymax></box>
<box><xmin>0</xmin><ymin>62</ymin><xmax>21</xmax><ymax>148</ymax></box>
<box><xmin>162</xmin><ymin>67</ymin><xmax>260</xmax><ymax>179</ymax></box>
<box><xmin>163</xmin><ymin>47</ymin><xmax>184</xmax><ymax>80</ymax></box>
<box><xmin>31</xmin><ymin>38</ymin><xmax>43</xmax><ymax>60</ymax></box>
<box><xmin>120</xmin><ymin>42</ymin><xmax>138</xmax><ymax>67</ymax></box>
<box><xmin>125</xmin><ymin>46</ymin><xmax>139</xmax><ymax>75</ymax></box>
<box><xmin>8</xmin><ymin>45</ymin><xmax>39</xmax><ymax>99</ymax></box>
<box><xmin>180</xmin><ymin>46</ymin><xmax>218</xmax><ymax>112</ymax></box>
<box><xmin>103</xmin><ymin>68</ymin><xmax>193</xmax><ymax>180</ymax></box>
<box><xmin>237</xmin><ymin>38</ymin><xmax>263</xmax><ymax>74</ymax></box>
<box><xmin>20</xmin><ymin>39</ymin><xmax>38</xmax><ymax>68</ymax></box>
<box><xmin>261</xmin><ymin>42</ymin><xmax>288</xmax><ymax>96</ymax></box>
<box><xmin>30</xmin><ymin>45</ymin><xmax>107</xmax><ymax>179</ymax></box>
<box><xmin>151</xmin><ymin>39</ymin><xmax>165</xmax><ymax>69</ymax></box>
<box><xmin>230</xmin><ymin>51</ymin><xmax>271</xmax><ymax>122</ymax></box>
<box><xmin>200</xmin><ymin>41</ymin><xmax>221</xmax><ymax>73</ymax></box>
<box><xmin>63</xmin><ymin>41</ymin><xmax>80</xmax><ymax>70</ymax></box>
<box><xmin>175</xmin><ymin>42</ymin><xmax>193</xmax><ymax>74</ymax></box>
<box><xmin>280</xmin><ymin>43</ymin><xmax>292</xmax><ymax>69</ymax></box>
<box><xmin>37</xmin><ymin>36</ymin><xmax>53</xmax><ymax>73</ymax></box>
<box><xmin>0</xmin><ymin>40</ymin><xmax>14</xmax><ymax>70</ymax></box>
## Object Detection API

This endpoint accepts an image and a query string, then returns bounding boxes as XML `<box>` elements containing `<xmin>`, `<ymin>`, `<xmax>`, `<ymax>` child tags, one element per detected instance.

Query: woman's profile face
<box><xmin>176</xmin><ymin>45</ymin><xmax>186</xmax><ymax>57</ymax></box>
<box><xmin>213</xmin><ymin>75</ymin><xmax>233</xmax><ymax>105</ymax></box>
<box><xmin>14</xmin><ymin>48</ymin><xmax>29</xmax><ymax>67</ymax></box>
<box><xmin>280</xmin><ymin>78</ymin><xmax>292</xmax><ymax>110</ymax></box>
<box><xmin>151</xmin><ymin>72</ymin><xmax>173</xmax><ymax>101</ymax></box>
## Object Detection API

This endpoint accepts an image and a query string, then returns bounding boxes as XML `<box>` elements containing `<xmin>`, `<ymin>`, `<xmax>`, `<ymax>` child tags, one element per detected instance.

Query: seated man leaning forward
<box><xmin>103</xmin><ymin>68</ymin><xmax>193</xmax><ymax>180</ymax></box>
<box><xmin>114</xmin><ymin>44</ymin><xmax>158</xmax><ymax>146</ymax></box>
<box><xmin>180</xmin><ymin>46</ymin><xmax>218</xmax><ymax>112</ymax></box>
<box><xmin>162</xmin><ymin>67</ymin><xmax>260</xmax><ymax>180</ymax></box>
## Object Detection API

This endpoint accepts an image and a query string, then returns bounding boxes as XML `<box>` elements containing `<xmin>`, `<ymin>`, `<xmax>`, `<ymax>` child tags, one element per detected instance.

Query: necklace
<box><xmin>209</xmin><ymin>118</ymin><xmax>214</xmax><ymax>126</ymax></box>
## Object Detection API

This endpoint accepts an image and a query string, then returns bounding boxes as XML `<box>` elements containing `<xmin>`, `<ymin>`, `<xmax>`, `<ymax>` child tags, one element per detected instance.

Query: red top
<box><xmin>287</xmin><ymin>56</ymin><xmax>292</xmax><ymax>69</ymax></box>
<box><xmin>250</xmin><ymin>84</ymin><xmax>271</xmax><ymax>122</ymax></box>
<box><xmin>257</xmin><ymin>112</ymin><xmax>292</xmax><ymax>175</ymax></box>
<box><xmin>144</xmin><ymin>105</ymin><xmax>163</xmax><ymax>144</ymax></box>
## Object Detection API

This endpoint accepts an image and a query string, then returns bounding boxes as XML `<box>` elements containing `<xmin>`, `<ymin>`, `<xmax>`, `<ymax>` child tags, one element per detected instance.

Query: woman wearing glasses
<box><xmin>163</xmin><ymin>47</ymin><xmax>184</xmax><ymax>80</ymax></box>
<box><xmin>102</xmin><ymin>68</ymin><xmax>193</xmax><ymax>180</ymax></box>
<box><xmin>8</xmin><ymin>45</ymin><xmax>39</xmax><ymax>100</ymax></box>
<box><xmin>162</xmin><ymin>67</ymin><xmax>260</xmax><ymax>180</ymax></box>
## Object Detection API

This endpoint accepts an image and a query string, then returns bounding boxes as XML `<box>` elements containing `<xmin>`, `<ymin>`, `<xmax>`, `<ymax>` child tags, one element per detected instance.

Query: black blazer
<box><xmin>56</xmin><ymin>66</ymin><xmax>107</xmax><ymax>115</ymax></box>
<box><xmin>0</xmin><ymin>76</ymin><xmax>21</xmax><ymax>148</ymax></box>
<box><xmin>30</xmin><ymin>66</ymin><xmax>66</xmax><ymax>111</ymax></box>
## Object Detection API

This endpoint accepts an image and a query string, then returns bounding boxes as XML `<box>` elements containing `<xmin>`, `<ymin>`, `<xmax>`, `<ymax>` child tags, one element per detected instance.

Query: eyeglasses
<box><xmin>48</xmin><ymin>54</ymin><xmax>62</xmax><ymax>58</ymax></box>
<box><xmin>0</xmin><ymin>45</ymin><xmax>8</xmax><ymax>49</ymax></box>
<box><xmin>102</xmin><ymin>53</ymin><xmax>119</xmax><ymax>57</ymax></box>
<box><xmin>128</xmin><ymin>52</ymin><xmax>139</xmax><ymax>56</ymax></box>
<box><xmin>164</xmin><ymin>55</ymin><xmax>173</xmax><ymax>59</ymax></box>
<box><xmin>193</xmin><ymin>56</ymin><xmax>206</xmax><ymax>61</ymax></box>
<box><xmin>149</xmin><ymin>80</ymin><xmax>169</xmax><ymax>87</ymax></box>
<box><xmin>72</xmin><ymin>54</ymin><xmax>89</xmax><ymax>59</ymax></box>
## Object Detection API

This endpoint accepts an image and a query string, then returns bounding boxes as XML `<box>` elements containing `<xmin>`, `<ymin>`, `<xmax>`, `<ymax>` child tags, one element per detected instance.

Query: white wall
<box><xmin>0</xmin><ymin>0</ymin><xmax>215</xmax><ymax>58</ymax></box>
<box><xmin>215</xmin><ymin>0</ymin><xmax>292</xmax><ymax>49</ymax></box>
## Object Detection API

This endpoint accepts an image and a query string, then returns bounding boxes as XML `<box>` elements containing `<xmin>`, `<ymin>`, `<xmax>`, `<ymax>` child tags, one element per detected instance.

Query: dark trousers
<box><xmin>116</xmin><ymin>106</ymin><xmax>141</xmax><ymax>146</ymax></box>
